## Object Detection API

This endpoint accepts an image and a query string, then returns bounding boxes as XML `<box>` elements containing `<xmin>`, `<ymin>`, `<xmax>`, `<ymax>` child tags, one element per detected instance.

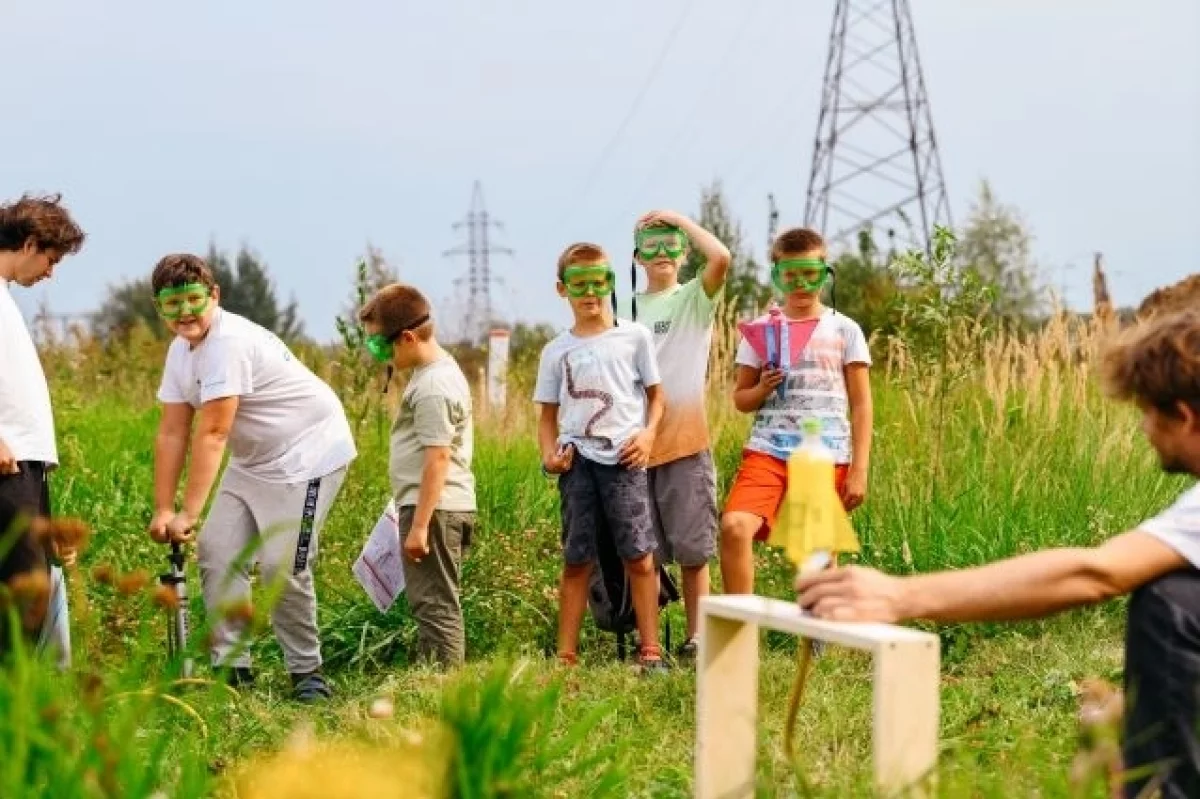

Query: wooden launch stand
<box><xmin>695</xmin><ymin>595</ymin><xmax>940</xmax><ymax>798</ymax></box>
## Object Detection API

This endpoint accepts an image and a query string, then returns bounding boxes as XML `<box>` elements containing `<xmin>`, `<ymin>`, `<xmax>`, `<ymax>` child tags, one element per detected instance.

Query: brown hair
<box><xmin>1101</xmin><ymin>310</ymin><xmax>1200</xmax><ymax>419</ymax></box>
<box><xmin>151</xmin><ymin>254</ymin><xmax>217</xmax><ymax>294</ymax></box>
<box><xmin>0</xmin><ymin>193</ymin><xmax>86</xmax><ymax>256</ymax></box>
<box><xmin>770</xmin><ymin>227</ymin><xmax>826</xmax><ymax>263</ymax></box>
<box><xmin>556</xmin><ymin>242</ymin><xmax>608</xmax><ymax>281</ymax></box>
<box><xmin>358</xmin><ymin>283</ymin><xmax>434</xmax><ymax>341</ymax></box>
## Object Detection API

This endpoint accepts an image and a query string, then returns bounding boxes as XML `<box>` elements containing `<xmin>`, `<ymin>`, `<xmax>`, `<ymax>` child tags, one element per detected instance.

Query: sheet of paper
<box><xmin>352</xmin><ymin>499</ymin><xmax>406</xmax><ymax>613</ymax></box>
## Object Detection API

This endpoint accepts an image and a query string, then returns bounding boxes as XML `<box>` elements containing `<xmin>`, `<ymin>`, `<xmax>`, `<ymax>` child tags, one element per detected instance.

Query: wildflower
<box><xmin>222</xmin><ymin>599</ymin><xmax>255</xmax><ymax>624</ymax></box>
<box><xmin>116</xmin><ymin>570</ymin><xmax>150</xmax><ymax>596</ymax></box>
<box><xmin>9</xmin><ymin>569</ymin><xmax>51</xmax><ymax>629</ymax></box>
<box><xmin>152</xmin><ymin>585</ymin><xmax>179</xmax><ymax>610</ymax></box>
<box><xmin>91</xmin><ymin>563</ymin><xmax>115</xmax><ymax>586</ymax></box>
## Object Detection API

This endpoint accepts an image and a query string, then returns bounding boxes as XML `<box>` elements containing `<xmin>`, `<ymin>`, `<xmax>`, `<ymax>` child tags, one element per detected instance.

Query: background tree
<box><xmin>680</xmin><ymin>179</ymin><xmax>771</xmax><ymax>317</ymax></box>
<box><xmin>956</xmin><ymin>179</ymin><xmax>1042</xmax><ymax>325</ymax></box>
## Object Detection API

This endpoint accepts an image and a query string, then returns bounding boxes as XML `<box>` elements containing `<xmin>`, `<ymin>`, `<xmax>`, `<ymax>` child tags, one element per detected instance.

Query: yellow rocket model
<box><xmin>768</xmin><ymin>417</ymin><xmax>860</xmax><ymax>571</ymax></box>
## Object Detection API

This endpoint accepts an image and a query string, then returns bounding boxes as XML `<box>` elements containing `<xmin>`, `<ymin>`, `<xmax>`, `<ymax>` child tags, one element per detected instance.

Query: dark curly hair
<box><xmin>0</xmin><ymin>193</ymin><xmax>86</xmax><ymax>255</ymax></box>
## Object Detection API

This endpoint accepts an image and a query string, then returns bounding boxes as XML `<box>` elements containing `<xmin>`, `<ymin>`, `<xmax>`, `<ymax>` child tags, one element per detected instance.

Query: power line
<box><xmin>553</xmin><ymin>0</ymin><xmax>695</xmax><ymax>228</ymax></box>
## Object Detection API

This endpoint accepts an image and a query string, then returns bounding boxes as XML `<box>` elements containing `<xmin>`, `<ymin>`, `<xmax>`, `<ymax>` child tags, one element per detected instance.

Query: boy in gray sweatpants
<box><xmin>147</xmin><ymin>253</ymin><xmax>357</xmax><ymax>702</ymax></box>
<box><xmin>359</xmin><ymin>283</ymin><xmax>476</xmax><ymax>668</ymax></box>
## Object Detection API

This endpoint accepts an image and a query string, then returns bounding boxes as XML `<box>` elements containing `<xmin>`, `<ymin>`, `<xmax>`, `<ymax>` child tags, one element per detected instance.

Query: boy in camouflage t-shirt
<box><xmin>614</xmin><ymin>209</ymin><xmax>731</xmax><ymax>660</ymax></box>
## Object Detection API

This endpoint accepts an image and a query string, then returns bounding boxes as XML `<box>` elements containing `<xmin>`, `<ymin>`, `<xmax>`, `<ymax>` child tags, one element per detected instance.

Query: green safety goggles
<box><xmin>154</xmin><ymin>282</ymin><xmax>213</xmax><ymax>320</ymax></box>
<box><xmin>771</xmin><ymin>259</ymin><xmax>831</xmax><ymax>293</ymax></box>
<box><xmin>561</xmin><ymin>264</ymin><xmax>616</xmax><ymax>298</ymax></box>
<box><xmin>365</xmin><ymin>313</ymin><xmax>431</xmax><ymax>363</ymax></box>
<box><xmin>635</xmin><ymin>226</ymin><xmax>687</xmax><ymax>260</ymax></box>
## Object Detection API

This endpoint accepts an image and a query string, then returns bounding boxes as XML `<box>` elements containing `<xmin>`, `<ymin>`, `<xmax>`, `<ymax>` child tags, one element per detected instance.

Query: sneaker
<box><xmin>634</xmin><ymin>646</ymin><xmax>670</xmax><ymax>676</ymax></box>
<box><xmin>225</xmin><ymin>667</ymin><xmax>255</xmax><ymax>688</ymax></box>
<box><xmin>290</xmin><ymin>670</ymin><xmax>333</xmax><ymax>703</ymax></box>
<box><xmin>676</xmin><ymin>636</ymin><xmax>699</xmax><ymax>664</ymax></box>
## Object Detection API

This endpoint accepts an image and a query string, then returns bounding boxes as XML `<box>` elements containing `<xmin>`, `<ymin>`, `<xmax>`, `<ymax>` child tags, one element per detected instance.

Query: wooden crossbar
<box><xmin>695</xmin><ymin>595</ymin><xmax>940</xmax><ymax>798</ymax></box>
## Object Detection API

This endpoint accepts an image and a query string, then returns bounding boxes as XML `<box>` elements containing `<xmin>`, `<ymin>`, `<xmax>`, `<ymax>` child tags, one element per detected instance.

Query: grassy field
<box><xmin>2</xmin><ymin>312</ymin><xmax>1191</xmax><ymax>797</ymax></box>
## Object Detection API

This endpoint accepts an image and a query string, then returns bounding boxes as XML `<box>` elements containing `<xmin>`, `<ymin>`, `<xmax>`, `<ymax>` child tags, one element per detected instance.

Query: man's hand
<box><xmin>165</xmin><ymin>512</ymin><xmax>199</xmax><ymax>544</ymax></box>
<box><xmin>619</xmin><ymin>428</ymin><xmax>656</xmax><ymax>469</ymax></box>
<box><xmin>148</xmin><ymin>509</ymin><xmax>176</xmax><ymax>544</ymax></box>
<box><xmin>842</xmin><ymin>467</ymin><xmax>868</xmax><ymax>511</ymax></box>
<box><xmin>543</xmin><ymin>443</ymin><xmax>575</xmax><ymax>475</ymax></box>
<box><xmin>404</xmin><ymin>526</ymin><xmax>430</xmax><ymax>563</ymax></box>
<box><xmin>796</xmin><ymin>565</ymin><xmax>907</xmax><ymax>623</ymax></box>
<box><xmin>0</xmin><ymin>438</ymin><xmax>19</xmax><ymax>475</ymax></box>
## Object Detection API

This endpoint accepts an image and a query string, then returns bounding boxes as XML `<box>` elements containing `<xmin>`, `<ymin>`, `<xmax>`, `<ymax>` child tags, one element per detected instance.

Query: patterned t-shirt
<box><xmin>616</xmin><ymin>277</ymin><xmax>721</xmax><ymax>467</ymax></box>
<box><xmin>533</xmin><ymin>322</ymin><xmax>662</xmax><ymax>466</ymax></box>
<box><xmin>734</xmin><ymin>308</ymin><xmax>871</xmax><ymax>464</ymax></box>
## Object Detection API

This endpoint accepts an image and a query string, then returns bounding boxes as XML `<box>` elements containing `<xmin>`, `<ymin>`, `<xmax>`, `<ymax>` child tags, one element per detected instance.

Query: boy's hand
<box><xmin>757</xmin><ymin>367</ymin><xmax>785</xmax><ymax>398</ymax></box>
<box><xmin>165</xmin><ymin>512</ymin><xmax>198</xmax><ymax>544</ymax></box>
<box><xmin>0</xmin><ymin>438</ymin><xmax>19</xmax><ymax>475</ymax></box>
<box><xmin>404</xmin><ymin>527</ymin><xmax>430</xmax><ymax>563</ymax></box>
<box><xmin>542</xmin><ymin>443</ymin><xmax>575</xmax><ymax>475</ymax></box>
<box><xmin>842</xmin><ymin>467</ymin><xmax>868</xmax><ymax>511</ymax></box>
<box><xmin>619</xmin><ymin>428</ymin><xmax>656</xmax><ymax>469</ymax></box>
<box><xmin>148</xmin><ymin>509</ymin><xmax>176</xmax><ymax>544</ymax></box>
<box><xmin>638</xmin><ymin>209</ymin><xmax>690</xmax><ymax>230</ymax></box>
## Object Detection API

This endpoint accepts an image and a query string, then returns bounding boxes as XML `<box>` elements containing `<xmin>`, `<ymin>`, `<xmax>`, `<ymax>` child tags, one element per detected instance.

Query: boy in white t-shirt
<box><xmin>146</xmin><ymin>254</ymin><xmax>357</xmax><ymax>702</ymax></box>
<box><xmin>720</xmin><ymin>227</ymin><xmax>874</xmax><ymax>594</ymax></box>
<box><xmin>613</xmin><ymin>209</ymin><xmax>730</xmax><ymax>660</ymax></box>
<box><xmin>534</xmin><ymin>242</ymin><xmax>667</xmax><ymax>672</ymax></box>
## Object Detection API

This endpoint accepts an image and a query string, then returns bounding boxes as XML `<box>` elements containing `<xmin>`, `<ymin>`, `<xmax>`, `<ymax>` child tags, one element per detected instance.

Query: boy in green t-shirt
<box><xmin>614</xmin><ymin>209</ymin><xmax>730</xmax><ymax>660</ymax></box>
<box><xmin>359</xmin><ymin>283</ymin><xmax>477</xmax><ymax>669</ymax></box>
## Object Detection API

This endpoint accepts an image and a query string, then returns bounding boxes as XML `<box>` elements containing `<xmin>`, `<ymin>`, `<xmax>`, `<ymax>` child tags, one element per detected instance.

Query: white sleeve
<box><xmin>1140</xmin><ymin>487</ymin><xmax>1200</xmax><ymax>568</ymax></box>
<box><xmin>532</xmin><ymin>341</ymin><xmax>562</xmax><ymax>405</ymax></box>
<box><xmin>635</xmin><ymin>324</ymin><xmax>662</xmax><ymax>387</ymax></box>
<box><xmin>842</xmin><ymin>319</ymin><xmax>872</xmax><ymax>366</ymax></box>
<box><xmin>735</xmin><ymin>336</ymin><xmax>762</xmax><ymax>369</ymax></box>
<box><xmin>198</xmin><ymin>336</ymin><xmax>254</xmax><ymax>404</ymax></box>
<box><xmin>156</xmin><ymin>345</ymin><xmax>187</xmax><ymax>404</ymax></box>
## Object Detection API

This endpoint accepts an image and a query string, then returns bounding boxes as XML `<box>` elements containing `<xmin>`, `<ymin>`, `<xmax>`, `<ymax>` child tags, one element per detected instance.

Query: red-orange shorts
<box><xmin>723</xmin><ymin>450</ymin><xmax>850</xmax><ymax>542</ymax></box>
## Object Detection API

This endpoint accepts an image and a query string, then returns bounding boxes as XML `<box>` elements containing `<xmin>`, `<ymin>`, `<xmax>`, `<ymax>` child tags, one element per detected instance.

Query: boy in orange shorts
<box><xmin>719</xmin><ymin>227</ymin><xmax>873</xmax><ymax>594</ymax></box>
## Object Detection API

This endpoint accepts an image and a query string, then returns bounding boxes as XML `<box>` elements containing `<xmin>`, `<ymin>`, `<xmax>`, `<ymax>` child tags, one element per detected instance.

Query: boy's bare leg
<box><xmin>719</xmin><ymin>511</ymin><xmax>763</xmax><ymax>594</ymax></box>
<box><xmin>626</xmin><ymin>553</ymin><xmax>661</xmax><ymax>652</ymax></box>
<box><xmin>556</xmin><ymin>562</ymin><xmax>592</xmax><ymax>658</ymax></box>
<box><xmin>682</xmin><ymin>563</ymin><xmax>709</xmax><ymax>639</ymax></box>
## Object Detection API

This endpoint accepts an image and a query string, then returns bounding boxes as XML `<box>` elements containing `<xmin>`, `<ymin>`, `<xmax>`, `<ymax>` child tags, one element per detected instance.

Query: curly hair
<box><xmin>1101</xmin><ymin>310</ymin><xmax>1200</xmax><ymax>419</ymax></box>
<box><xmin>0</xmin><ymin>193</ymin><xmax>86</xmax><ymax>255</ymax></box>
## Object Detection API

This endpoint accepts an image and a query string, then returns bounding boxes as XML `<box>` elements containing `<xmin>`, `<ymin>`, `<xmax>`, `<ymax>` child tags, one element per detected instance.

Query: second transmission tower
<box><xmin>803</xmin><ymin>0</ymin><xmax>952</xmax><ymax>256</ymax></box>
<box><xmin>444</xmin><ymin>181</ymin><xmax>513</xmax><ymax>345</ymax></box>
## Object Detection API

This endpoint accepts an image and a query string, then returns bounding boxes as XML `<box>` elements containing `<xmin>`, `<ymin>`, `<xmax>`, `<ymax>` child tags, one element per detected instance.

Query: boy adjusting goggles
<box><xmin>635</xmin><ymin>226</ymin><xmax>687</xmax><ymax>260</ymax></box>
<box><xmin>365</xmin><ymin>313</ymin><xmax>431</xmax><ymax>363</ymax></box>
<box><xmin>771</xmin><ymin>258</ymin><xmax>831</xmax><ymax>294</ymax></box>
<box><xmin>154</xmin><ymin>282</ymin><xmax>213</xmax><ymax>320</ymax></box>
<box><xmin>562</xmin><ymin>264</ymin><xmax>616</xmax><ymax>298</ymax></box>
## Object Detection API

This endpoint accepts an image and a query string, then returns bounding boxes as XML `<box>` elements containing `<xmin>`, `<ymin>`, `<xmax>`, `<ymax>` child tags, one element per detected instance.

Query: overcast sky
<box><xmin>5</xmin><ymin>0</ymin><xmax>1198</xmax><ymax>342</ymax></box>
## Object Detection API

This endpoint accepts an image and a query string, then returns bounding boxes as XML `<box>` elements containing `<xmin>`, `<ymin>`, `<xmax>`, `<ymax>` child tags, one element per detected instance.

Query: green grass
<box><xmin>3</xmin><ymin>326</ymin><xmax>1191</xmax><ymax>797</ymax></box>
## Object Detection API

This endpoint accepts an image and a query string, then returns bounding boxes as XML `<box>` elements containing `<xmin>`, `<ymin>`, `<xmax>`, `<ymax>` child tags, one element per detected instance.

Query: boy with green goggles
<box><xmin>561</xmin><ymin>264</ymin><xmax>616</xmax><ymax>299</ymax></box>
<box><xmin>154</xmin><ymin>282</ymin><xmax>213</xmax><ymax>320</ymax></box>
<box><xmin>635</xmin><ymin>226</ymin><xmax>688</xmax><ymax>260</ymax></box>
<box><xmin>770</xmin><ymin>258</ymin><xmax>831</xmax><ymax>294</ymax></box>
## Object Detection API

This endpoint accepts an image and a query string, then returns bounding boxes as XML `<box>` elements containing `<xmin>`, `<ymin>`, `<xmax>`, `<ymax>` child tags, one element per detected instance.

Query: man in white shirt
<box><xmin>0</xmin><ymin>192</ymin><xmax>86</xmax><ymax>659</ymax></box>
<box><xmin>797</xmin><ymin>310</ymin><xmax>1200</xmax><ymax>798</ymax></box>
<box><xmin>146</xmin><ymin>253</ymin><xmax>357</xmax><ymax>703</ymax></box>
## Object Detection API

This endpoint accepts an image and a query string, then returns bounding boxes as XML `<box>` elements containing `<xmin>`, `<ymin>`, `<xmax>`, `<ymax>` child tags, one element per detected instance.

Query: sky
<box><xmin>5</xmin><ymin>0</ymin><xmax>1198</xmax><ymax>343</ymax></box>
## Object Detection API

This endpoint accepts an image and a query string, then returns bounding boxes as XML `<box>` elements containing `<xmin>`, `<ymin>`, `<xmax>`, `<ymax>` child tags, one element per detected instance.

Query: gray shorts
<box><xmin>648</xmin><ymin>449</ymin><xmax>718</xmax><ymax>568</ymax></box>
<box><xmin>558</xmin><ymin>457</ymin><xmax>657</xmax><ymax>566</ymax></box>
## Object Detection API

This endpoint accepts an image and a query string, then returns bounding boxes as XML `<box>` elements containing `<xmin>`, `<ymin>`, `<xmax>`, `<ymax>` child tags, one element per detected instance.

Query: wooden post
<box><xmin>695</xmin><ymin>595</ymin><xmax>940</xmax><ymax>798</ymax></box>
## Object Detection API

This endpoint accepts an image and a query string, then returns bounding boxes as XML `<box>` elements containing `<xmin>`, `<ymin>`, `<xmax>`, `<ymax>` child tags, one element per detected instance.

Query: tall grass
<box><xmin>6</xmin><ymin>292</ymin><xmax>1186</xmax><ymax>796</ymax></box>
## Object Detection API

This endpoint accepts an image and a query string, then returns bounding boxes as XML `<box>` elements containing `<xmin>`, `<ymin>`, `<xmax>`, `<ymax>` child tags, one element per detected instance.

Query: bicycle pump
<box><xmin>159</xmin><ymin>541</ymin><xmax>194</xmax><ymax>678</ymax></box>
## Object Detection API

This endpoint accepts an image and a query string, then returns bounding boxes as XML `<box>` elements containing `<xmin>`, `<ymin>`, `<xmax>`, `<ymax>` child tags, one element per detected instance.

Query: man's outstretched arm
<box><xmin>797</xmin><ymin>529</ymin><xmax>1190</xmax><ymax>624</ymax></box>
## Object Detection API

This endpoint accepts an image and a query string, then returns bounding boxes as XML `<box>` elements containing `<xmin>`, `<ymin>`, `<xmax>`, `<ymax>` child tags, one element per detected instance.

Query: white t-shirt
<box><xmin>735</xmin><ymin>308</ymin><xmax>872</xmax><ymax>464</ymax></box>
<box><xmin>0</xmin><ymin>279</ymin><xmax>57</xmax><ymax>465</ymax></box>
<box><xmin>532</xmin><ymin>321</ymin><xmax>662</xmax><ymax>466</ymax></box>
<box><xmin>156</xmin><ymin>308</ymin><xmax>357</xmax><ymax>483</ymax></box>
<box><xmin>1140</xmin><ymin>483</ymin><xmax>1200</xmax><ymax>567</ymax></box>
<box><xmin>615</xmin><ymin>277</ymin><xmax>721</xmax><ymax>467</ymax></box>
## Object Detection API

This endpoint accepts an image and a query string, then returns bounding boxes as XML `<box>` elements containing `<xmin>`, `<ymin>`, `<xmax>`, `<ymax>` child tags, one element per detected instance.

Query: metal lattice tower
<box><xmin>803</xmin><ymin>0</ymin><xmax>952</xmax><ymax>256</ymax></box>
<box><xmin>443</xmin><ymin>181</ymin><xmax>512</xmax><ymax>345</ymax></box>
